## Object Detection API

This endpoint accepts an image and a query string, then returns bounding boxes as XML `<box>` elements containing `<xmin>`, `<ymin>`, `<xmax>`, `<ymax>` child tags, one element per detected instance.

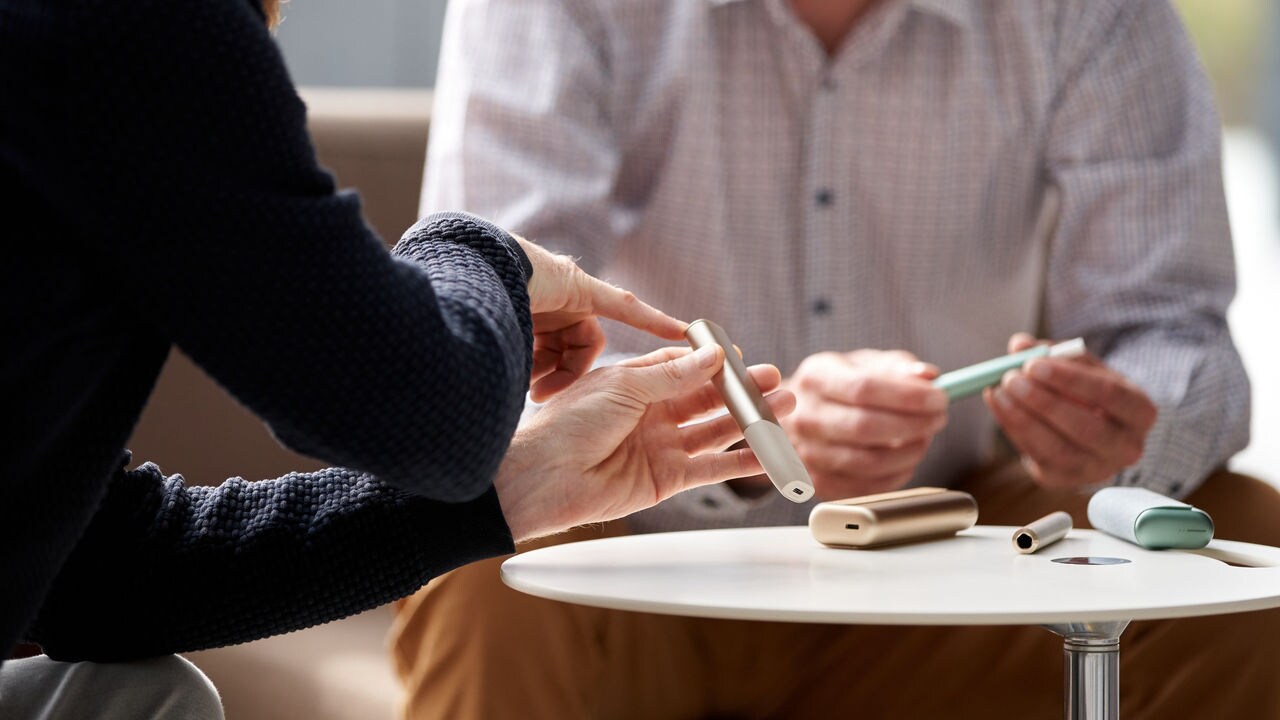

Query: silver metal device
<box><xmin>685</xmin><ymin>319</ymin><xmax>815</xmax><ymax>503</ymax></box>
<box><xmin>1012</xmin><ymin>511</ymin><xmax>1073</xmax><ymax>554</ymax></box>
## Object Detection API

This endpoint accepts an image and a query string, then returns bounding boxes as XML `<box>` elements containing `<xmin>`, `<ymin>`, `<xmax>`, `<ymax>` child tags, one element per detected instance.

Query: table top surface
<box><xmin>500</xmin><ymin>526</ymin><xmax>1280</xmax><ymax>625</ymax></box>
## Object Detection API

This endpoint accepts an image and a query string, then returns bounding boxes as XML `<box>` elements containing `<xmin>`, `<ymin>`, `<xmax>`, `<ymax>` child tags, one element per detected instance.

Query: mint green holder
<box><xmin>932</xmin><ymin>338</ymin><xmax>1086</xmax><ymax>402</ymax></box>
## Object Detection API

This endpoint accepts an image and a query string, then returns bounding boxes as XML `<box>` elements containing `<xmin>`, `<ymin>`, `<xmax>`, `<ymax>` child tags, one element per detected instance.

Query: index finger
<box><xmin>803</xmin><ymin>364</ymin><xmax>947</xmax><ymax>414</ymax></box>
<box><xmin>587</xmin><ymin>277</ymin><xmax>688</xmax><ymax>340</ymax></box>
<box><xmin>1023</xmin><ymin>358</ymin><xmax>1156</xmax><ymax>429</ymax></box>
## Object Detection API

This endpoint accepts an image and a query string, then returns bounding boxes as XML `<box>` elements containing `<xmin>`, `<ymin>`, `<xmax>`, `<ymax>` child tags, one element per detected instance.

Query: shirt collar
<box><xmin>910</xmin><ymin>0</ymin><xmax>973</xmax><ymax>29</ymax></box>
<box><xmin>706</xmin><ymin>0</ymin><xmax>974</xmax><ymax>31</ymax></box>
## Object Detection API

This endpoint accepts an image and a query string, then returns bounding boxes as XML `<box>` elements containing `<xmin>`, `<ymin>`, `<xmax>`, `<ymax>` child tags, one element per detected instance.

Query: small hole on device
<box><xmin>793</xmin><ymin>488</ymin><xmax>805</xmax><ymax>495</ymax></box>
<box><xmin>845</xmin><ymin>523</ymin><xmax>859</xmax><ymax>530</ymax></box>
<box><xmin>1016</xmin><ymin>533</ymin><xmax>1033</xmax><ymax>549</ymax></box>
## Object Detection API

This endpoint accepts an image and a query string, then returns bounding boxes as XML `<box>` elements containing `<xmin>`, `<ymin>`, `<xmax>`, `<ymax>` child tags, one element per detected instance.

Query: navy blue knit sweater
<box><xmin>1</xmin><ymin>0</ymin><xmax>533</xmax><ymax>661</ymax></box>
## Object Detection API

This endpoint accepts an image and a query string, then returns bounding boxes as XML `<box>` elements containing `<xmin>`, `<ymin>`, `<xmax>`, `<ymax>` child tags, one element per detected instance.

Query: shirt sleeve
<box><xmin>422</xmin><ymin>0</ymin><xmax>624</xmax><ymax>274</ymax></box>
<box><xmin>1042</xmin><ymin>0</ymin><xmax>1250</xmax><ymax>498</ymax></box>
<box><xmin>36</xmin><ymin>1</ymin><xmax>533</xmax><ymax>503</ymax></box>
<box><xmin>25</xmin><ymin>457</ymin><xmax>515</xmax><ymax>661</ymax></box>
<box><xmin>428</xmin><ymin>0</ymin><xmax>791</xmax><ymax>527</ymax></box>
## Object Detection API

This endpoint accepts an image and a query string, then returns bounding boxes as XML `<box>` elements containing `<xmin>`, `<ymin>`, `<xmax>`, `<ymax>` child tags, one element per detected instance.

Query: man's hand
<box><xmin>984</xmin><ymin>333</ymin><xmax>1158</xmax><ymax>488</ymax></box>
<box><xmin>516</xmin><ymin>237</ymin><xmax>687</xmax><ymax>402</ymax></box>
<box><xmin>780</xmin><ymin>350</ymin><xmax>948</xmax><ymax>499</ymax></box>
<box><xmin>493</xmin><ymin>345</ymin><xmax>796</xmax><ymax>542</ymax></box>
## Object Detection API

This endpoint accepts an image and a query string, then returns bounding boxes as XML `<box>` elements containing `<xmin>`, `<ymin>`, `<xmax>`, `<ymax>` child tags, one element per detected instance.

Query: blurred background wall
<box><xmin>275</xmin><ymin>0</ymin><xmax>447</xmax><ymax>87</ymax></box>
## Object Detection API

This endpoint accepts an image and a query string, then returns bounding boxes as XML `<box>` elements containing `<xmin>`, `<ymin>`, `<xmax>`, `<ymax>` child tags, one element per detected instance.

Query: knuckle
<box><xmin>904</xmin><ymin>439</ymin><xmax>931</xmax><ymax>461</ymax></box>
<box><xmin>798</xmin><ymin>375</ymin><xmax>823</xmax><ymax>396</ymax></box>
<box><xmin>847</xmin><ymin>375</ymin><xmax>871</xmax><ymax>403</ymax></box>
<box><xmin>1121</xmin><ymin>442</ymin><xmax>1145</xmax><ymax>467</ymax></box>
<box><xmin>698</xmin><ymin>383</ymin><xmax>721</xmax><ymax>410</ymax></box>
<box><xmin>659</xmin><ymin>358</ymin><xmax>687</xmax><ymax>383</ymax></box>
<box><xmin>792</xmin><ymin>412</ymin><xmax>820</xmax><ymax>438</ymax></box>
<box><xmin>1074</xmin><ymin>420</ymin><xmax>1103</xmax><ymax>448</ymax></box>
<box><xmin>845</xmin><ymin>412</ymin><xmax>874</xmax><ymax>438</ymax></box>
<box><xmin>1095</xmin><ymin>380</ymin><xmax>1117</xmax><ymax>408</ymax></box>
<box><xmin>794</xmin><ymin>364</ymin><xmax>823</xmax><ymax>392</ymax></box>
<box><xmin>1040</xmin><ymin>440</ymin><xmax>1069</xmax><ymax>466</ymax></box>
<box><xmin>1063</xmin><ymin>455</ymin><xmax>1088</xmax><ymax>475</ymax></box>
<box><xmin>797</xmin><ymin>446</ymin><xmax>824</xmax><ymax>470</ymax></box>
<box><xmin>1140</xmin><ymin>403</ymin><xmax>1158</xmax><ymax>430</ymax></box>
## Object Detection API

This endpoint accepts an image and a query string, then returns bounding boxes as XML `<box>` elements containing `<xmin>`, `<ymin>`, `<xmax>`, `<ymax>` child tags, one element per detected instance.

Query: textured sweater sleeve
<box><xmin>26</xmin><ymin>458</ymin><xmax>514</xmax><ymax>662</ymax></box>
<box><xmin>32</xmin><ymin>0</ymin><xmax>531</xmax><ymax>502</ymax></box>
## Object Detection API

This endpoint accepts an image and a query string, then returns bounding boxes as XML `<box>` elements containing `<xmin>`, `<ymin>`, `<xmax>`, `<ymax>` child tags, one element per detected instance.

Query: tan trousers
<box><xmin>389</xmin><ymin>462</ymin><xmax>1280</xmax><ymax>719</ymax></box>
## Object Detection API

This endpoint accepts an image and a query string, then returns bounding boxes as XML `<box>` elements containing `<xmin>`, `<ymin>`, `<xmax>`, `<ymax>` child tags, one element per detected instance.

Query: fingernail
<box><xmin>694</xmin><ymin>345</ymin><xmax>720</xmax><ymax>368</ymax></box>
<box><xmin>1000</xmin><ymin>369</ymin><xmax>1018</xmax><ymax>389</ymax></box>
<box><xmin>993</xmin><ymin>387</ymin><xmax>1012</xmax><ymax>410</ymax></box>
<box><xmin>1026</xmin><ymin>359</ymin><xmax>1051</xmax><ymax>381</ymax></box>
<box><xmin>1008</xmin><ymin>375</ymin><xmax>1031</xmax><ymax>399</ymax></box>
<box><xmin>907</xmin><ymin>362</ymin><xmax>929</xmax><ymax>376</ymax></box>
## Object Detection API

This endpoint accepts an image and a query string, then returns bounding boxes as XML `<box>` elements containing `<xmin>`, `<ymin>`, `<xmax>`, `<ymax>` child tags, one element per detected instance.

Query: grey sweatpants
<box><xmin>0</xmin><ymin>654</ymin><xmax>223</xmax><ymax>720</ymax></box>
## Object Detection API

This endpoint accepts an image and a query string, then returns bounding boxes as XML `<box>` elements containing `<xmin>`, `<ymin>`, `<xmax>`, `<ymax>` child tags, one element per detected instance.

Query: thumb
<box><xmin>620</xmin><ymin>344</ymin><xmax>724</xmax><ymax>404</ymax></box>
<box><xmin>1008</xmin><ymin>332</ymin><xmax>1040</xmax><ymax>354</ymax></box>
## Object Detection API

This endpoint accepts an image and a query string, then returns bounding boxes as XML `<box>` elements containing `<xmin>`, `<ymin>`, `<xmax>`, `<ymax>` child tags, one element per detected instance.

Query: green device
<box><xmin>933</xmin><ymin>338</ymin><xmax>1086</xmax><ymax>402</ymax></box>
<box><xmin>1087</xmin><ymin>487</ymin><xmax>1214</xmax><ymax>550</ymax></box>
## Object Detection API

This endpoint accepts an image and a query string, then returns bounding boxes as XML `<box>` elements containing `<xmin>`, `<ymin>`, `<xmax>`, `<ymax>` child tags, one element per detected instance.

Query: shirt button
<box><xmin>811</xmin><ymin>298</ymin><xmax>832</xmax><ymax>316</ymax></box>
<box><xmin>821</xmin><ymin>74</ymin><xmax>837</xmax><ymax>92</ymax></box>
<box><xmin>815</xmin><ymin>188</ymin><xmax>834</xmax><ymax>207</ymax></box>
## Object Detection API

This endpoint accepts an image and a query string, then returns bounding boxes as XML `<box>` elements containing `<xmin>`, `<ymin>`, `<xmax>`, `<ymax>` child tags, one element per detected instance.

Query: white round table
<box><xmin>502</xmin><ymin>526</ymin><xmax>1280</xmax><ymax>719</ymax></box>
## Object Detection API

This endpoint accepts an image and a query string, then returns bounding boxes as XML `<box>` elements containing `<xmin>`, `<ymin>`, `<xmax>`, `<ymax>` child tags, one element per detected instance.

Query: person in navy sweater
<box><xmin>0</xmin><ymin>0</ymin><xmax>791</xmax><ymax>716</ymax></box>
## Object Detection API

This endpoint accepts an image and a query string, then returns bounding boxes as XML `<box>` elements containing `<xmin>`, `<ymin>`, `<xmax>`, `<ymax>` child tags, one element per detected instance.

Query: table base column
<box><xmin>1042</xmin><ymin>620</ymin><xmax>1130</xmax><ymax>720</ymax></box>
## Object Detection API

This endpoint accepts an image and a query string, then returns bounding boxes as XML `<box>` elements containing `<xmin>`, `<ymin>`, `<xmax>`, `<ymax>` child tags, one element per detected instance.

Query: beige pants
<box><xmin>390</xmin><ymin>462</ymin><xmax>1280</xmax><ymax>719</ymax></box>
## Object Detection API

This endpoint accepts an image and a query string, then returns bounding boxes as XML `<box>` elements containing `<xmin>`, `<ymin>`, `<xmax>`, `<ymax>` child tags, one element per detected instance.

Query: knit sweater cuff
<box><xmin>411</xmin><ymin>211</ymin><xmax>532</xmax><ymax>286</ymax></box>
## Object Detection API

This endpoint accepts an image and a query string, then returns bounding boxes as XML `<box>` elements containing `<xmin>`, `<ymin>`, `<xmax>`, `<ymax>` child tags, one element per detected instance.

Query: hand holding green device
<box><xmin>932</xmin><ymin>338</ymin><xmax>1086</xmax><ymax>402</ymax></box>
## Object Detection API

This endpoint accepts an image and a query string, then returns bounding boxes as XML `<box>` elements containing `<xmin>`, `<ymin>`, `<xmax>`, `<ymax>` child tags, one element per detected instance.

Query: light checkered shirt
<box><xmin>423</xmin><ymin>0</ymin><xmax>1249</xmax><ymax>532</ymax></box>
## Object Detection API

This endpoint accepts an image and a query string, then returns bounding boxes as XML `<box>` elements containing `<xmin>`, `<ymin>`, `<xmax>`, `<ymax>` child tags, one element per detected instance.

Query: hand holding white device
<box><xmin>686</xmin><ymin>319</ymin><xmax>815</xmax><ymax>503</ymax></box>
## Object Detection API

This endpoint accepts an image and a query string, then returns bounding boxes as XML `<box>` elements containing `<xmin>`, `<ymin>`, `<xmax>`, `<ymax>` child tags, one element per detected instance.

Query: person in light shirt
<box><xmin>392</xmin><ymin>0</ymin><xmax>1280</xmax><ymax>717</ymax></box>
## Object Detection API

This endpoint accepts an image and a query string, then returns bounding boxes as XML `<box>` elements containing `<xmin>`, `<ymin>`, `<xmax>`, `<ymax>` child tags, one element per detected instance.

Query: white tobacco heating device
<box><xmin>685</xmin><ymin>319</ymin><xmax>815</xmax><ymax>503</ymax></box>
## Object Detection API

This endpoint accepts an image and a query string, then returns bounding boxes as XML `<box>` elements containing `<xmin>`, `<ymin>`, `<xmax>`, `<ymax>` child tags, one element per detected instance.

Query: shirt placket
<box><xmin>804</xmin><ymin>59</ymin><xmax>843</xmax><ymax>351</ymax></box>
<box><xmin>771</xmin><ymin>29</ymin><xmax>848</xmax><ymax>354</ymax></box>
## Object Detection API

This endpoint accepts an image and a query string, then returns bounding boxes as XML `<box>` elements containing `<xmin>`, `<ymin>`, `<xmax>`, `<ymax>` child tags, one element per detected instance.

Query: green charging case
<box><xmin>1133</xmin><ymin>507</ymin><xmax>1215</xmax><ymax>549</ymax></box>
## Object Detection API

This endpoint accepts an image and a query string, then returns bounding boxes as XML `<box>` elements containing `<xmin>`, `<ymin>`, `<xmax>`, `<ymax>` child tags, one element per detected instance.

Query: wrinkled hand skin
<box><xmin>984</xmin><ymin>332</ymin><xmax>1158</xmax><ymax>489</ymax></box>
<box><xmin>515</xmin><ymin>236</ymin><xmax>687</xmax><ymax>402</ymax></box>
<box><xmin>780</xmin><ymin>349</ymin><xmax>948</xmax><ymax>500</ymax></box>
<box><xmin>494</xmin><ymin>345</ymin><xmax>796</xmax><ymax>542</ymax></box>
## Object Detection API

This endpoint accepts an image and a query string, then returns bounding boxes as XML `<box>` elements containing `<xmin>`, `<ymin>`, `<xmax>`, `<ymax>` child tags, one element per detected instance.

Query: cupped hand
<box><xmin>515</xmin><ymin>237</ymin><xmax>687</xmax><ymax>402</ymax></box>
<box><xmin>983</xmin><ymin>333</ymin><xmax>1157</xmax><ymax>488</ymax></box>
<box><xmin>493</xmin><ymin>345</ymin><xmax>796</xmax><ymax>542</ymax></box>
<box><xmin>780</xmin><ymin>349</ymin><xmax>948</xmax><ymax>500</ymax></box>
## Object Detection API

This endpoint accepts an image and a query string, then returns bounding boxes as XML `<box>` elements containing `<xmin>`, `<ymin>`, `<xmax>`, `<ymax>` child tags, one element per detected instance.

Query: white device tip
<box><xmin>1049</xmin><ymin>337</ymin><xmax>1086</xmax><ymax>359</ymax></box>
<box><xmin>781</xmin><ymin>481</ymin><xmax>815</xmax><ymax>503</ymax></box>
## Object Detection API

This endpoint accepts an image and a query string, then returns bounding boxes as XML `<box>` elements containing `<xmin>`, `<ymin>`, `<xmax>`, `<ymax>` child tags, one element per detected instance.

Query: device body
<box><xmin>1087</xmin><ymin>487</ymin><xmax>1213</xmax><ymax>550</ymax></box>
<box><xmin>933</xmin><ymin>338</ymin><xmax>1086</xmax><ymax>402</ymax></box>
<box><xmin>685</xmin><ymin>319</ymin><xmax>814</xmax><ymax>503</ymax></box>
<box><xmin>1012</xmin><ymin>511</ymin><xmax>1073</xmax><ymax>554</ymax></box>
<box><xmin>809</xmin><ymin>487</ymin><xmax>978</xmax><ymax>548</ymax></box>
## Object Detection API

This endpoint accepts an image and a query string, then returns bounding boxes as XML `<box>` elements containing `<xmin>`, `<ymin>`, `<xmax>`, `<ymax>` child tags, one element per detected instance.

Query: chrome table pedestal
<box><xmin>1044</xmin><ymin>620</ymin><xmax>1130</xmax><ymax>720</ymax></box>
